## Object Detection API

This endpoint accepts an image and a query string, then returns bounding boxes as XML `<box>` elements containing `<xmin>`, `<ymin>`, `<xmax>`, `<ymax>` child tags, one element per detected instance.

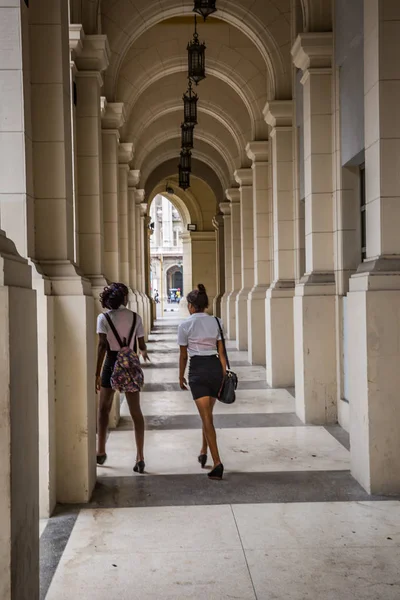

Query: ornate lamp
<box><xmin>183</xmin><ymin>79</ymin><xmax>198</xmax><ymax>125</ymax></box>
<box><xmin>193</xmin><ymin>0</ymin><xmax>217</xmax><ymax>21</ymax></box>
<box><xmin>179</xmin><ymin>149</ymin><xmax>192</xmax><ymax>173</ymax></box>
<box><xmin>181</xmin><ymin>122</ymin><xmax>195</xmax><ymax>150</ymax></box>
<box><xmin>179</xmin><ymin>166</ymin><xmax>190</xmax><ymax>190</ymax></box>
<box><xmin>187</xmin><ymin>16</ymin><xmax>206</xmax><ymax>85</ymax></box>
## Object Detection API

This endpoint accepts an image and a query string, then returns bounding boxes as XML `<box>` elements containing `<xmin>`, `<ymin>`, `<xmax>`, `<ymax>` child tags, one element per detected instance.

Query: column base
<box><xmin>227</xmin><ymin>290</ymin><xmax>239</xmax><ymax>340</ymax></box>
<box><xmin>294</xmin><ymin>277</ymin><xmax>337</xmax><ymax>424</ymax></box>
<box><xmin>348</xmin><ymin>269</ymin><xmax>400</xmax><ymax>494</ymax></box>
<box><xmin>0</xmin><ymin>230</ymin><xmax>39</xmax><ymax>598</ymax></box>
<box><xmin>247</xmin><ymin>284</ymin><xmax>268</xmax><ymax>365</ymax></box>
<box><xmin>266</xmin><ymin>282</ymin><xmax>295</xmax><ymax>388</ymax></box>
<box><xmin>236</xmin><ymin>287</ymin><xmax>251</xmax><ymax>350</ymax></box>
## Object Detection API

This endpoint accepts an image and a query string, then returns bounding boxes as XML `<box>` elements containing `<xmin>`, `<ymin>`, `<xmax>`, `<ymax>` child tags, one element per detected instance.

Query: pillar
<box><xmin>0</xmin><ymin>2</ymin><xmax>39</xmax><ymax>595</ymax></box>
<box><xmin>73</xmin><ymin>29</ymin><xmax>110</xmax><ymax>305</ymax></box>
<box><xmin>246</xmin><ymin>142</ymin><xmax>271</xmax><ymax>365</ymax></box>
<box><xmin>101</xmin><ymin>102</ymin><xmax>125</xmax><ymax>282</ymax></box>
<box><xmin>191</xmin><ymin>232</ymin><xmax>218</xmax><ymax>312</ymax></box>
<box><xmin>118</xmin><ymin>143</ymin><xmax>134</xmax><ymax>285</ymax></box>
<box><xmin>135</xmin><ymin>192</ymin><xmax>150</xmax><ymax>337</ymax></box>
<box><xmin>226</xmin><ymin>188</ymin><xmax>241</xmax><ymax>339</ymax></box>
<box><xmin>347</xmin><ymin>0</ymin><xmax>400</xmax><ymax>495</ymax></box>
<box><xmin>127</xmin><ymin>170</ymin><xmax>141</xmax><ymax>312</ymax></box>
<box><xmin>219</xmin><ymin>202</ymin><xmax>232</xmax><ymax>329</ymax></box>
<box><xmin>212</xmin><ymin>214</ymin><xmax>225</xmax><ymax>317</ymax></box>
<box><xmin>234</xmin><ymin>169</ymin><xmax>254</xmax><ymax>350</ymax></box>
<box><xmin>291</xmin><ymin>33</ymin><xmax>337</xmax><ymax>424</ymax></box>
<box><xmin>30</xmin><ymin>0</ymin><xmax>96</xmax><ymax>503</ymax></box>
<box><xmin>264</xmin><ymin>101</ymin><xmax>296</xmax><ymax>387</ymax></box>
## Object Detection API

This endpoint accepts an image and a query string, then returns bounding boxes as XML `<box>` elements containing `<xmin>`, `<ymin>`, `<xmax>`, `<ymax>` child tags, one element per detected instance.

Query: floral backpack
<box><xmin>104</xmin><ymin>313</ymin><xmax>144</xmax><ymax>393</ymax></box>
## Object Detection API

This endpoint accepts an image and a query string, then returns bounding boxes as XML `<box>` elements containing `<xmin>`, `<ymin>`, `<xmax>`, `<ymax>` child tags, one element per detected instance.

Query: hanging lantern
<box><xmin>179</xmin><ymin>166</ymin><xmax>190</xmax><ymax>190</ymax></box>
<box><xmin>181</xmin><ymin>122</ymin><xmax>195</xmax><ymax>150</ymax></box>
<box><xmin>183</xmin><ymin>79</ymin><xmax>198</xmax><ymax>125</ymax></box>
<box><xmin>187</xmin><ymin>16</ymin><xmax>206</xmax><ymax>85</ymax></box>
<box><xmin>193</xmin><ymin>0</ymin><xmax>217</xmax><ymax>21</ymax></box>
<box><xmin>180</xmin><ymin>149</ymin><xmax>192</xmax><ymax>173</ymax></box>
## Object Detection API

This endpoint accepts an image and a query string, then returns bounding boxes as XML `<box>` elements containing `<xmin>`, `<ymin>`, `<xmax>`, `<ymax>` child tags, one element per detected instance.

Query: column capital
<box><xmin>118</xmin><ymin>142</ymin><xmax>134</xmax><ymax>165</ymax></box>
<box><xmin>102</xmin><ymin>102</ymin><xmax>126</xmax><ymax>130</ymax></box>
<box><xmin>246</xmin><ymin>141</ymin><xmax>269</xmax><ymax>163</ymax></box>
<box><xmin>128</xmin><ymin>170</ymin><xmax>141</xmax><ymax>188</ymax></box>
<box><xmin>75</xmin><ymin>32</ymin><xmax>110</xmax><ymax>72</ymax></box>
<box><xmin>135</xmin><ymin>189</ymin><xmax>146</xmax><ymax>205</ymax></box>
<box><xmin>140</xmin><ymin>202</ymin><xmax>148</xmax><ymax>217</ymax></box>
<box><xmin>69</xmin><ymin>24</ymin><xmax>84</xmax><ymax>61</ymax></box>
<box><xmin>234</xmin><ymin>168</ymin><xmax>253</xmax><ymax>188</ymax></box>
<box><xmin>225</xmin><ymin>188</ymin><xmax>240</xmax><ymax>204</ymax></box>
<box><xmin>291</xmin><ymin>32</ymin><xmax>333</xmax><ymax>72</ymax></box>
<box><xmin>219</xmin><ymin>201</ymin><xmax>231</xmax><ymax>216</ymax></box>
<box><xmin>264</xmin><ymin>100</ymin><xmax>293</xmax><ymax>128</ymax></box>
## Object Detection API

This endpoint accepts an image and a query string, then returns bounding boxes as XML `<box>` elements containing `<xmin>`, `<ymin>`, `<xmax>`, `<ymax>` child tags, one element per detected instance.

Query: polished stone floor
<box><xmin>41</xmin><ymin>316</ymin><xmax>400</xmax><ymax>599</ymax></box>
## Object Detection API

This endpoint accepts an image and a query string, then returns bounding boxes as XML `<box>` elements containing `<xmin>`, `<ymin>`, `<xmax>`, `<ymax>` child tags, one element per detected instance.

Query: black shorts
<box><xmin>188</xmin><ymin>355</ymin><xmax>224</xmax><ymax>401</ymax></box>
<box><xmin>101</xmin><ymin>351</ymin><xmax>118</xmax><ymax>389</ymax></box>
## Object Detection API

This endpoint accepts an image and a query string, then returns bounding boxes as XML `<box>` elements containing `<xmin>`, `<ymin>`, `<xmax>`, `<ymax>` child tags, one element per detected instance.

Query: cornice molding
<box><xmin>291</xmin><ymin>32</ymin><xmax>333</xmax><ymax>72</ymax></box>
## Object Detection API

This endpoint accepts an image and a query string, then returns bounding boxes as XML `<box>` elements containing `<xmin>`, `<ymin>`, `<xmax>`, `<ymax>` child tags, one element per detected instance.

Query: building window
<box><xmin>360</xmin><ymin>163</ymin><xmax>366</xmax><ymax>260</ymax></box>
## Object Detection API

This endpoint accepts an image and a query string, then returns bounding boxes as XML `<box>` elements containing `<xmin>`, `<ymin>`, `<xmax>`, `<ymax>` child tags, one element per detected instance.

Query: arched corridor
<box><xmin>2</xmin><ymin>0</ymin><xmax>400</xmax><ymax>597</ymax></box>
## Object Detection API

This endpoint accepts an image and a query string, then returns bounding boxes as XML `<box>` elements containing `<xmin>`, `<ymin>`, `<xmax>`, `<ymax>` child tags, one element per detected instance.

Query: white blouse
<box><xmin>177</xmin><ymin>313</ymin><xmax>222</xmax><ymax>357</ymax></box>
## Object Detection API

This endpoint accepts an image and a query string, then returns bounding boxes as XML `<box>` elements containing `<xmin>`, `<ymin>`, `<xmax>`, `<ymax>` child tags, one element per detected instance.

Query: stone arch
<box><xmin>135</xmin><ymin>129</ymin><xmax>237</xmax><ymax>182</ymax></box>
<box><xmin>145</xmin><ymin>158</ymin><xmax>224</xmax><ymax>211</ymax></box>
<box><xmin>147</xmin><ymin>184</ymin><xmax>200</xmax><ymax>230</ymax></box>
<box><xmin>101</xmin><ymin>0</ymin><xmax>292</xmax><ymax>101</ymax></box>
<box><xmin>129</xmin><ymin>102</ymin><xmax>248</xmax><ymax>168</ymax></box>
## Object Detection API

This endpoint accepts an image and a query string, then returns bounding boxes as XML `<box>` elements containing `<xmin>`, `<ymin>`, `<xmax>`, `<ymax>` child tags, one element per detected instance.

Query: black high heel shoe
<box><xmin>198</xmin><ymin>454</ymin><xmax>207</xmax><ymax>468</ymax></box>
<box><xmin>208</xmin><ymin>464</ymin><xmax>224</xmax><ymax>480</ymax></box>
<box><xmin>133</xmin><ymin>460</ymin><xmax>145</xmax><ymax>474</ymax></box>
<box><xmin>96</xmin><ymin>454</ymin><xmax>107</xmax><ymax>466</ymax></box>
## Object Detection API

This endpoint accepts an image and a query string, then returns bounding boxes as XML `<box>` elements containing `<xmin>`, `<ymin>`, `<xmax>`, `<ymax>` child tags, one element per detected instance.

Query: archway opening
<box><xmin>149</xmin><ymin>194</ymin><xmax>185</xmax><ymax>316</ymax></box>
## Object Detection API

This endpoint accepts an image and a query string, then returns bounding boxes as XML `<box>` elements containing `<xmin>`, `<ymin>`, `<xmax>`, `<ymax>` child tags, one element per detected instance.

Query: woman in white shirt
<box><xmin>95</xmin><ymin>283</ymin><xmax>149</xmax><ymax>472</ymax></box>
<box><xmin>178</xmin><ymin>284</ymin><xmax>227</xmax><ymax>480</ymax></box>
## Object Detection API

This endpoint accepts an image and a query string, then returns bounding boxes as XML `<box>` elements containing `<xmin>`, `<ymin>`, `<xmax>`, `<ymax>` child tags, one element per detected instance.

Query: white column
<box><xmin>347</xmin><ymin>1</ymin><xmax>400</xmax><ymax>495</ymax></box>
<box><xmin>291</xmin><ymin>33</ymin><xmax>337</xmax><ymax>424</ymax></box>
<box><xmin>101</xmin><ymin>102</ymin><xmax>125</xmax><ymax>282</ymax></box>
<box><xmin>118</xmin><ymin>143</ymin><xmax>134</xmax><ymax>285</ymax></box>
<box><xmin>219</xmin><ymin>202</ymin><xmax>232</xmax><ymax>329</ymax></box>
<box><xmin>265</xmin><ymin>101</ymin><xmax>296</xmax><ymax>387</ymax></box>
<box><xmin>73</xmin><ymin>29</ymin><xmax>109</xmax><ymax>299</ymax></box>
<box><xmin>246</xmin><ymin>142</ymin><xmax>271</xmax><ymax>365</ymax></box>
<box><xmin>212</xmin><ymin>214</ymin><xmax>225</xmax><ymax>317</ymax></box>
<box><xmin>30</xmin><ymin>0</ymin><xmax>96</xmax><ymax>504</ymax></box>
<box><xmin>191</xmin><ymin>232</ymin><xmax>218</xmax><ymax>312</ymax></box>
<box><xmin>234</xmin><ymin>169</ymin><xmax>254</xmax><ymax>350</ymax></box>
<box><xmin>127</xmin><ymin>170</ymin><xmax>141</xmax><ymax>312</ymax></box>
<box><xmin>0</xmin><ymin>2</ymin><xmax>39</xmax><ymax>595</ymax></box>
<box><xmin>226</xmin><ymin>188</ymin><xmax>241</xmax><ymax>340</ymax></box>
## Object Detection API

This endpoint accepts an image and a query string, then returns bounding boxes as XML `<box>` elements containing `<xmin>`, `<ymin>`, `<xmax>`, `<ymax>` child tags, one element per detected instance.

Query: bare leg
<box><xmin>201</xmin><ymin>428</ymin><xmax>208</xmax><ymax>455</ymax></box>
<box><xmin>200</xmin><ymin>398</ymin><xmax>216</xmax><ymax>454</ymax></box>
<box><xmin>195</xmin><ymin>396</ymin><xmax>221</xmax><ymax>468</ymax></box>
<box><xmin>125</xmin><ymin>391</ymin><xmax>145</xmax><ymax>462</ymax></box>
<box><xmin>97</xmin><ymin>387</ymin><xmax>115</xmax><ymax>455</ymax></box>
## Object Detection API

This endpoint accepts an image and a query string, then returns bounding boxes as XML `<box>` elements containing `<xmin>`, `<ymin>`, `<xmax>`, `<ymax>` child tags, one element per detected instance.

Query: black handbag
<box><xmin>215</xmin><ymin>317</ymin><xmax>238</xmax><ymax>404</ymax></box>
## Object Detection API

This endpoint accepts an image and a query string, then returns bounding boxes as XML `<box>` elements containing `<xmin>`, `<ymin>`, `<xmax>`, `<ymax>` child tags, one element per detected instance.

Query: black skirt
<box><xmin>101</xmin><ymin>351</ymin><xmax>118</xmax><ymax>389</ymax></box>
<box><xmin>188</xmin><ymin>355</ymin><xmax>224</xmax><ymax>401</ymax></box>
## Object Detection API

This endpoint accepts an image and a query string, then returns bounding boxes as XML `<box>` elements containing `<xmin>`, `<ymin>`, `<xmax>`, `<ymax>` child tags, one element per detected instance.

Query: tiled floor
<box><xmin>41</xmin><ymin>316</ymin><xmax>400</xmax><ymax>600</ymax></box>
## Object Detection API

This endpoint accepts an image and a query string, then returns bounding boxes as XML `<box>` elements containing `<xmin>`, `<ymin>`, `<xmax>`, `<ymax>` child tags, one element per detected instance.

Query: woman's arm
<box><xmin>95</xmin><ymin>334</ymin><xmax>108</xmax><ymax>392</ymax></box>
<box><xmin>179</xmin><ymin>345</ymin><xmax>188</xmax><ymax>389</ymax></box>
<box><xmin>138</xmin><ymin>337</ymin><xmax>150</xmax><ymax>362</ymax></box>
<box><xmin>217</xmin><ymin>340</ymin><xmax>227</xmax><ymax>375</ymax></box>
